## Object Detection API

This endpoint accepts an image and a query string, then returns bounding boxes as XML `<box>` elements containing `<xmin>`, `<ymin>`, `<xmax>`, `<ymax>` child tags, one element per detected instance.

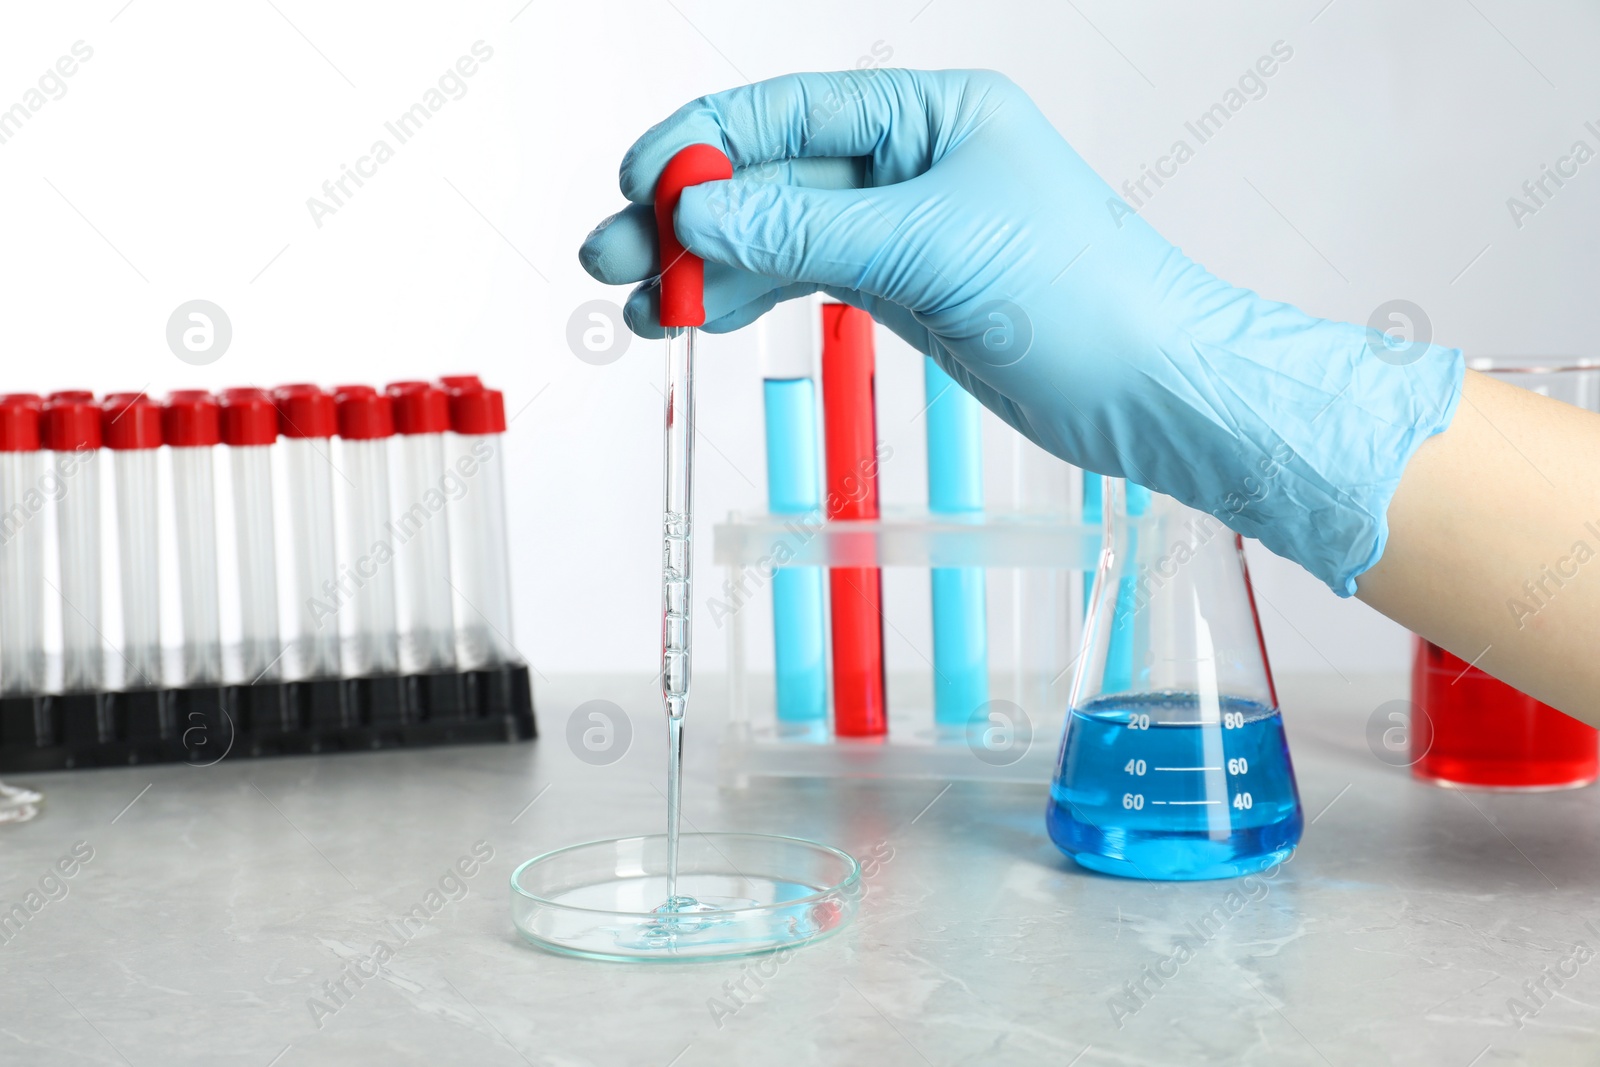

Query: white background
<box><xmin>1</xmin><ymin>0</ymin><xmax>1595</xmax><ymax>683</ymax></box>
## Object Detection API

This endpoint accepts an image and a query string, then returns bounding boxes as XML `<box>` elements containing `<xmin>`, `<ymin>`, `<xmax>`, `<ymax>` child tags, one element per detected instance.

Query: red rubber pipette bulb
<box><xmin>654</xmin><ymin>144</ymin><xmax>733</xmax><ymax>328</ymax></box>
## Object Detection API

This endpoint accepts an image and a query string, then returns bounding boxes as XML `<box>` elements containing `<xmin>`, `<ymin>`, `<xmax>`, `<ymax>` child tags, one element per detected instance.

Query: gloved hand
<box><xmin>578</xmin><ymin>69</ymin><xmax>1464</xmax><ymax>595</ymax></box>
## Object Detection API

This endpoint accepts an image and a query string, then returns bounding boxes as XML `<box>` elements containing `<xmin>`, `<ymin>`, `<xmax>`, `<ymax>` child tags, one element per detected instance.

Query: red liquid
<box><xmin>1411</xmin><ymin>639</ymin><xmax>1598</xmax><ymax>790</ymax></box>
<box><xmin>829</xmin><ymin>567</ymin><xmax>886</xmax><ymax>736</ymax></box>
<box><xmin>821</xmin><ymin>304</ymin><xmax>886</xmax><ymax>737</ymax></box>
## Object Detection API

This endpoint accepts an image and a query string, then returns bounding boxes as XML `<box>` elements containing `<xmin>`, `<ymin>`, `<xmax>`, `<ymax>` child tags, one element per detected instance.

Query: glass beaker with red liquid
<box><xmin>1409</xmin><ymin>357</ymin><xmax>1600</xmax><ymax>791</ymax></box>
<box><xmin>1411</xmin><ymin>639</ymin><xmax>1598</xmax><ymax>790</ymax></box>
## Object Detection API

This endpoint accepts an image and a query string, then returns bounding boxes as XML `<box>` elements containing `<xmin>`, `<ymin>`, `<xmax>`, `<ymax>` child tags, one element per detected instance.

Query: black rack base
<box><xmin>0</xmin><ymin>664</ymin><xmax>536</xmax><ymax>773</ymax></box>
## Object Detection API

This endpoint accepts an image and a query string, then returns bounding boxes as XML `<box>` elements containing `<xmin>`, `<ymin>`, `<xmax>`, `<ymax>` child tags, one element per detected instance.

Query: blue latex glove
<box><xmin>578</xmin><ymin>69</ymin><xmax>1463</xmax><ymax>595</ymax></box>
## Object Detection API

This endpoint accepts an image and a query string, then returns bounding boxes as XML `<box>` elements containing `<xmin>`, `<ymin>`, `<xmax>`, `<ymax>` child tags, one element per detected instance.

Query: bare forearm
<box><xmin>1358</xmin><ymin>370</ymin><xmax>1600</xmax><ymax>724</ymax></box>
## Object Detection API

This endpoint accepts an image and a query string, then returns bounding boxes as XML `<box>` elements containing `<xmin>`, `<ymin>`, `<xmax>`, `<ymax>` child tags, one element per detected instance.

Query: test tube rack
<box><xmin>0</xmin><ymin>662</ymin><xmax>535</xmax><ymax>772</ymax></box>
<box><xmin>715</xmin><ymin>508</ymin><xmax>1100</xmax><ymax>786</ymax></box>
<box><xmin>0</xmin><ymin>378</ymin><xmax>536</xmax><ymax>772</ymax></box>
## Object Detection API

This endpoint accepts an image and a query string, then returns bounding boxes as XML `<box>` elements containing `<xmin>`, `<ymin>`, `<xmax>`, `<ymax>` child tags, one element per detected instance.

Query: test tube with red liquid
<box><xmin>821</xmin><ymin>303</ymin><xmax>887</xmax><ymax>736</ymax></box>
<box><xmin>444</xmin><ymin>384</ymin><xmax>514</xmax><ymax>668</ymax></box>
<box><xmin>275</xmin><ymin>385</ymin><xmax>341</xmax><ymax>679</ymax></box>
<box><xmin>221</xmin><ymin>388</ymin><xmax>282</xmax><ymax>682</ymax></box>
<box><xmin>387</xmin><ymin>381</ymin><xmax>456</xmax><ymax>673</ymax></box>
<box><xmin>0</xmin><ymin>395</ymin><xmax>46</xmax><ymax>695</ymax></box>
<box><xmin>102</xmin><ymin>392</ymin><xmax>164</xmax><ymax>688</ymax></box>
<box><xmin>44</xmin><ymin>394</ymin><xmax>105</xmax><ymax>691</ymax></box>
<box><xmin>164</xmin><ymin>391</ymin><xmax>223</xmax><ymax>685</ymax></box>
<box><xmin>335</xmin><ymin>385</ymin><xmax>399</xmax><ymax>676</ymax></box>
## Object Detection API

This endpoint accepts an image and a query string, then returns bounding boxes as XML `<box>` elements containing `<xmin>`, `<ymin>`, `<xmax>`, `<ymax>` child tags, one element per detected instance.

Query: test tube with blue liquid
<box><xmin>1081</xmin><ymin>475</ymin><xmax>1101</xmax><ymax>619</ymax></box>
<box><xmin>1100</xmin><ymin>480</ymin><xmax>1151</xmax><ymax>692</ymax></box>
<box><xmin>758</xmin><ymin>298</ymin><xmax>828</xmax><ymax>735</ymax></box>
<box><xmin>923</xmin><ymin>357</ymin><xmax>988</xmax><ymax>732</ymax></box>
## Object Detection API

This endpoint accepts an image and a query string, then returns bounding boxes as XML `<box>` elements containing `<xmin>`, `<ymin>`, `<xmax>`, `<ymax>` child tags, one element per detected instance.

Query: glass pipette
<box><xmin>662</xmin><ymin>324</ymin><xmax>693</xmax><ymax>908</ymax></box>
<box><xmin>653</xmin><ymin>144</ymin><xmax>733</xmax><ymax>908</ymax></box>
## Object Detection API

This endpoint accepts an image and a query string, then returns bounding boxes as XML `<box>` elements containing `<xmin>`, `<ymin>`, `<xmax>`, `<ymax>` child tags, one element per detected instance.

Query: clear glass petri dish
<box><xmin>511</xmin><ymin>832</ymin><xmax>861</xmax><ymax>962</ymax></box>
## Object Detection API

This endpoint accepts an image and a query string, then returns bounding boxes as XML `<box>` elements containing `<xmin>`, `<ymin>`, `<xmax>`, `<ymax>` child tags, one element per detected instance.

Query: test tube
<box><xmin>221</xmin><ymin>388</ymin><xmax>282</xmax><ymax>682</ymax></box>
<box><xmin>0</xmin><ymin>395</ymin><xmax>46</xmax><ymax>695</ymax></box>
<box><xmin>163</xmin><ymin>391</ymin><xmax>223</xmax><ymax>685</ymax></box>
<box><xmin>44</xmin><ymin>395</ymin><xmax>105</xmax><ymax>691</ymax></box>
<box><xmin>924</xmin><ymin>357</ymin><xmax>989</xmax><ymax>729</ymax></box>
<box><xmin>758</xmin><ymin>301</ymin><xmax>828</xmax><ymax>729</ymax></box>
<box><xmin>444</xmin><ymin>385</ymin><xmax>514</xmax><ymax>668</ymax></box>
<box><xmin>334</xmin><ymin>385</ymin><xmax>399</xmax><ymax>676</ymax></box>
<box><xmin>821</xmin><ymin>303</ymin><xmax>887</xmax><ymax>736</ymax></box>
<box><xmin>1081</xmin><ymin>476</ymin><xmax>1101</xmax><ymax>619</ymax></box>
<box><xmin>386</xmin><ymin>381</ymin><xmax>456</xmax><ymax>673</ymax></box>
<box><xmin>102</xmin><ymin>392</ymin><xmax>164</xmax><ymax>688</ymax></box>
<box><xmin>274</xmin><ymin>385</ymin><xmax>341</xmax><ymax>679</ymax></box>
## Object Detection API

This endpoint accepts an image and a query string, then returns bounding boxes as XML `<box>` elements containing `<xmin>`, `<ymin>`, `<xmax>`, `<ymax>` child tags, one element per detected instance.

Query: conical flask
<box><xmin>1048</xmin><ymin>479</ymin><xmax>1302</xmax><ymax>880</ymax></box>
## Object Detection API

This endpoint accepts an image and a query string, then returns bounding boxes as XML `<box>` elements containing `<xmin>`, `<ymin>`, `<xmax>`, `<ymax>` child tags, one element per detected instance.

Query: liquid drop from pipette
<box><xmin>655</xmin><ymin>895</ymin><xmax>708</xmax><ymax>913</ymax></box>
<box><xmin>629</xmin><ymin>895</ymin><xmax>730</xmax><ymax>949</ymax></box>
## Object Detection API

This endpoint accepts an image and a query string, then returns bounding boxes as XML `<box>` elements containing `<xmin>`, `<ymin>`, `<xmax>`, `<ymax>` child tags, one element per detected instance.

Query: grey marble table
<box><xmin>1</xmin><ymin>672</ymin><xmax>1596</xmax><ymax>1067</ymax></box>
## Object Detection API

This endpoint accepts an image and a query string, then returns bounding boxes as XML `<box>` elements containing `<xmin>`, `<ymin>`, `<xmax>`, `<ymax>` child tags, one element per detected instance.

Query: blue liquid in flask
<box><xmin>1047</xmin><ymin>692</ymin><xmax>1302</xmax><ymax>880</ymax></box>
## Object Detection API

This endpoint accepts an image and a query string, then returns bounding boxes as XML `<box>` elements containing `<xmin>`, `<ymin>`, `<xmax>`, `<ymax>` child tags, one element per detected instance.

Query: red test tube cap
<box><xmin>334</xmin><ymin>385</ymin><xmax>394</xmax><ymax>440</ymax></box>
<box><xmin>101</xmin><ymin>392</ymin><xmax>163</xmax><ymax>451</ymax></box>
<box><xmin>163</xmin><ymin>390</ymin><xmax>221</xmax><ymax>448</ymax></box>
<box><xmin>654</xmin><ymin>144</ymin><xmax>734</xmax><ymax>328</ymax></box>
<box><xmin>274</xmin><ymin>384</ymin><xmax>337</xmax><ymax>439</ymax></box>
<box><xmin>0</xmin><ymin>394</ymin><xmax>43</xmax><ymax>452</ymax></box>
<box><xmin>47</xmin><ymin>390</ymin><xmax>95</xmax><ymax>404</ymax></box>
<box><xmin>448</xmin><ymin>388</ymin><xmax>506</xmax><ymax>435</ymax></box>
<box><xmin>44</xmin><ymin>397</ymin><xmax>103</xmax><ymax>452</ymax></box>
<box><xmin>385</xmin><ymin>381</ymin><xmax>450</xmax><ymax>435</ymax></box>
<box><xmin>220</xmin><ymin>387</ymin><xmax>279</xmax><ymax>446</ymax></box>
<box><xmin>438</xmin><ymin>375</ymin><xmax>484</xmax><ymax>394</ymax></box>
